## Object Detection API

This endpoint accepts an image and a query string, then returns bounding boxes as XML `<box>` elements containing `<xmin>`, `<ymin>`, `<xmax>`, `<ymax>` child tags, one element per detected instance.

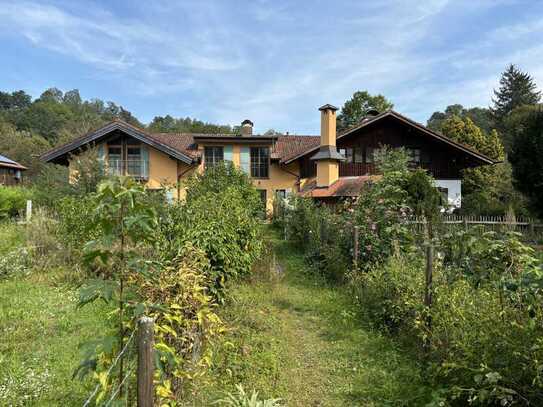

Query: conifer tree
<box><xmin>492</xmin><ymin>64</ymin><xmax>541</xmax><ymax>127</ymax></box>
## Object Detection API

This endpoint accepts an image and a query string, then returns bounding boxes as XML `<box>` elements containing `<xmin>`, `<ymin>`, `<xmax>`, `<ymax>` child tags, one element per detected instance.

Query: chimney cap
<box><xmin>318</xmin><ymin>104</ymin><xmax>338</xmax><ymax>112</ymax></box>
<box><xmin>241</xmin><ymin>119</ymin><xmax>254</xmax><ymax>126</ymax></box>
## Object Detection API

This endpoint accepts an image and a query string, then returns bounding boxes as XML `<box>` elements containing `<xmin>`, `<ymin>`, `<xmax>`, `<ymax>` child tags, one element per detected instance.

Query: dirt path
<box><xmin>199</xmin><ymin>232</ymin><xmax>429</xmax><ymax>406</ymax></box>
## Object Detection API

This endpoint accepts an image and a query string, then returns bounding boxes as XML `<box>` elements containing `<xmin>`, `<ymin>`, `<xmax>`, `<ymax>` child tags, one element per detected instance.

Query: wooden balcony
<box><xmin>107</xmin><ymin>160</ymin><xmax>149</xmax><ymax>180</ymax></box>
<box><xmin>339</xmin><ymin>162</ymin><xmax>461</xmax><ymax>179</ymax></box>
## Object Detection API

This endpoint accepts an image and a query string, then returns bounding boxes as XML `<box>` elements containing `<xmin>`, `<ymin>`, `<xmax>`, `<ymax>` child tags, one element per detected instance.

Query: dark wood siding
<box><xmin>300</xmin><ymin>117</ymin><xmax>476</xmax><ymax>180</ymax></box>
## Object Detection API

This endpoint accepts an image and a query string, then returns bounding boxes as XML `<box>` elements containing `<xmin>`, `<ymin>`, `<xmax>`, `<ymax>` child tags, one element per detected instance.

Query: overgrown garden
<box><xmin>0</xmin><ymin>162</ymin><xmax>268</xmax><ymax>405</ymax></box>
<box><xmin>275</xmin><ymin>148</ymin><xmax>543</xmax><ymax>406</ymax></box>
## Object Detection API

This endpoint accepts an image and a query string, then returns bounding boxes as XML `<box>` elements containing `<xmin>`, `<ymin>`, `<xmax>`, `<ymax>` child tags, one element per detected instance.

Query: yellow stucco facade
<box><xmin>316</xmin><ymin>160</ymin><xmax>339</xmax><ymax>188</ymax></box>
<box><xmin>69</xmin><ymin>139</ymin><xmax>303</xmax><ymax>212</ymax></box>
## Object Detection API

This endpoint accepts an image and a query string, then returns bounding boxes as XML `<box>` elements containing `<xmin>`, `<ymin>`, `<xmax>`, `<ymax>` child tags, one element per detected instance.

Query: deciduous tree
<box><xmin>337</xmin><ymin>91</ymin><xmax>393</xmax><ymax>131</ymax></box>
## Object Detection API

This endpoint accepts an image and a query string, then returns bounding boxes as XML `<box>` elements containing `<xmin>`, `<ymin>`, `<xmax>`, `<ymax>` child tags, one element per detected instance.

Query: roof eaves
<box><xmin>41</xmin><ymin>121</ymin><xmax>195</xmax><ymax>165</ymax></box>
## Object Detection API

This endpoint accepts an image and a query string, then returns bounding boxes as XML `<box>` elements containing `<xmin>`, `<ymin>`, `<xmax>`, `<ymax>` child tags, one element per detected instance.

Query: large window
<box><xmin>250</xmin><ymin>147</ymin><xmax>269</xmax><ymax>178</ymax></box>
<box><xmin>340</xmin><ymin>147</ymin><xmax>363</xmax><ymax>163</ymax></box>
<box><xmin>204</xmin><ymin>146</ymin><xmax>224</xmax><ymax>169</ymax></box>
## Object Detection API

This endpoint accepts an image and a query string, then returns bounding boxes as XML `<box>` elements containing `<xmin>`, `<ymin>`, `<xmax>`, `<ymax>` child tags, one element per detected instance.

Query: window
<box><xmin>204</xmin><ymin>146</ymin><xmax>224</xmax><ymax>169</ymax></box>
<box><xmin>340</xmin><ymin>147</ymin><xmax>363</xmax><ymax>163</ymax></box>
<box><xmin>275</xmin><ymin>189</ymin><xmax>286</xmax><ymax>200</ymax></box>
<box><xmin>365</xmin><ymin>147</ymin><xmax>375</xmax><ymax>164</ymax></box>
<box><xmin>250</xmin><ymin>147</ymin><xmax>269</xmax><ymax>178</ymax></box>
<box><xmin>408</xmin><ymin>148</ymin><xmax>421</xmax><ymax>164</ymax></box>
<box><xmin>126</xmin><ymin>146</ymin><xmax>143</xmax><ymax>176</ymax></box>
<box><xmin>108</xmin><ymin>146</ymin><xmax>122</xmax><ymax>176</ymax></box>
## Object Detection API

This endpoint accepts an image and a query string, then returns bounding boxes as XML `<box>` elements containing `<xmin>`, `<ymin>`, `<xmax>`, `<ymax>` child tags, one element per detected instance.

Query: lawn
<box><xmin>190</xmin><ymin>229</ymin><xmax>430</xmax><ymax>406</ymax></box>
<box><xmin>0</xmin><ymin>223</ymin><xmax>110</xmax><ymax>406</ymax></box>
<box><xmin>1</xmin><ymin>223</ymin><xmax>429</xmax><ymax>406</ymax></box>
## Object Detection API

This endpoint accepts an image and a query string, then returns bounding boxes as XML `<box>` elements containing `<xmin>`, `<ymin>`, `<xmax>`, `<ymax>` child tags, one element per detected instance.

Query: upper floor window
<box><xmin>204</xmin><ymin>146</ymin><xmax>224</xmax><ymax>169</ymax></box>
<box><xmin>340</xmin><ymin>147</ymin><xmax>363</xmax><ymax>163</ymax></box>
<box><xmin>250</xmin><ymin>147</ymin><xmax>269</xmax><ymax>178</ymax></box>
<box><xmin>408</xmin><ymin>148</ymin><xmax>421</xmax><ymax>164</ymax></box>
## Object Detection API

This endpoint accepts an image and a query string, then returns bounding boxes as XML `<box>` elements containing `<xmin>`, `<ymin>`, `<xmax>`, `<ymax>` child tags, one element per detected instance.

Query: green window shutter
<box><xmin>141</xmin><ymin>146</ymin><xmax>149</xmax><ymax>178</ymax></box>
<box><xmin>240</xmin><ymin>147</ymin><xmax>250</xmax><ymax>174</ymax></box>
<box><xmin>224</xmin><ymin>145</ymin><xmax>233</xmax><ymax>162</ymax></box>
<box><xmin>97</xmin><ymin>144</ymin><xmax>105</xmax><ymax>161</ymax></box>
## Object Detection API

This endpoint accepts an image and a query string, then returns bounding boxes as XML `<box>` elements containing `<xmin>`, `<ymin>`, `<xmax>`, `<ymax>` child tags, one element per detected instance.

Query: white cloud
<box><xmin>0</xmin><ymin>0</ymin><xmax>541</xmax><ymax>132</ymax></box>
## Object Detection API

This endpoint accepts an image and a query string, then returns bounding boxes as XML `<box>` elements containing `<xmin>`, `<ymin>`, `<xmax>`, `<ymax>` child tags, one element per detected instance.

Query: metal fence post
<box><xmin>137</xmin><ymin>316</ymin><xmax>154</xmax><ymax>407</ymax></box>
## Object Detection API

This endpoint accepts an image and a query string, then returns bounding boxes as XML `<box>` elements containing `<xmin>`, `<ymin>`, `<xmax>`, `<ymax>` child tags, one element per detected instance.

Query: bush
<box><xmin>0</xmin><ymin>247</ymin><xmax>32</xmax><ymax>279</ymax></box>
<box><xmin>0</xmin><ymin>186</ymin><xmax>33</xmax><ymax>219</ymax></box>
<box><xmin>158</xmin><ymin>163</ymin><xmax>263</xmax><ymax>299</ymax></box>
<box><xmin>214</xmin><ymin>384</ymin><xmax>282</xmax><ymax>407</ymax></box>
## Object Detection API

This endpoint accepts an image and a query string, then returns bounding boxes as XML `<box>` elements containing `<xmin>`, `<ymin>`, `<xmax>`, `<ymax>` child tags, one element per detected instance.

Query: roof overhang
<box><xmin>0</xmin><ymin>162</ymin><xmax>27</xmax><ymax>170</ymax></box>
<box><xmin>310</xmin><ymin>145</ymin><xmax>346</xmax><ymax>161</ymax></box>
<box><xmin>284</xmin><ymin>110</ymin><xmax>497</xmax><ymax>165</ymax></box>
<box><xmin>41</xmin><ymin>121</ymin><xmax>195</xmax><ymax>165</ymax></box>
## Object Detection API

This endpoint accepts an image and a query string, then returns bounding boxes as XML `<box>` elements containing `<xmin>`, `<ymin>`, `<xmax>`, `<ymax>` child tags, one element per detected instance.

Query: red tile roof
<box><xmin>41</xmin><ymin>119</ymin><xmax>320</xmax><ymax>164</ymax></box>
<box><xmin>301</xmin><ymin>176</ymin><xmax>379</xmax><ymax>198</ymax></box>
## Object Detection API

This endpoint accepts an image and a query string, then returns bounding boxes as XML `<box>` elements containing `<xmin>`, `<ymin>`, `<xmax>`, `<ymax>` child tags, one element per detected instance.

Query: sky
<box><xmin>0</xmin><ymin>0</ymin><xmax>542</xmax><ymax>134</ymax></box>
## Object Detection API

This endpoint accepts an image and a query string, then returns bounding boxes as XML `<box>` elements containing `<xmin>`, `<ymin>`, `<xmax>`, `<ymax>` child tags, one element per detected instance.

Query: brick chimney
<box><xmin>240</xmin><ymin>119</ymin><xmax>253</xmax><ymax>136</ymax></box>
<box><xmin>310</xmin><ymin>104</ymin><xmax>345</xmax><ymax>187</ymax></box>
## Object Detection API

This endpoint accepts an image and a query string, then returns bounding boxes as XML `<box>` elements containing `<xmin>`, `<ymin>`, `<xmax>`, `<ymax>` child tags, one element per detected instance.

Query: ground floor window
<box><xmin>204</xmin><ymin>146</ymin><xmax>224</xmax><ymax>169</ymax></box>
<box><xmin>339</xmin><ymin>147</ymin><xmax>363</xmax><ymax>163</ymax></box>
<box><xmin>250</xmin><ymin>147</ymin><xmax>270</xmax><ymax>178</ymax></box>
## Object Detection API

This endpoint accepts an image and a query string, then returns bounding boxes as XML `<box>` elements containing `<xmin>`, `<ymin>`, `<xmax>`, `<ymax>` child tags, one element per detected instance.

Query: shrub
<box><xmin>0</xmin><ymin>247</ymin><xmax>32</xmax><ymax>279</ymax></box>
<box><xmin>137</xmin><ymin>243</ymin><xmax>225</xmax><ymax>402</ymax></box>
<box><xmin>158</xmin><ymin>163</ymin><xmax>263</xmax><ymax>299</ymax></box>
<box><xmin>214</xmin><ymin>384</ymin><xmax>282</xmax><ymax>407</ymax></box>
<box><xmin>0</xmin><ymin>186</ymin><xmax>33</xmax><ymax>219</ymax></box>
<box><xmin>351</xmin><ymin>252</ymin><xmax>424</xmax><ymax>334</ymax></box>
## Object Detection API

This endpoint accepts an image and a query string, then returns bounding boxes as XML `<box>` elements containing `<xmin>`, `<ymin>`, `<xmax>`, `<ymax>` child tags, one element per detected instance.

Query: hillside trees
<box><xmin>147</xmin><ymin>114</ymin><xmax>234</xmax><ymax>134</ymax></box>
<box><xmin>427</xmin><ymin>104</ymin><xmax>494</xmax><ymax>135</ymax></box>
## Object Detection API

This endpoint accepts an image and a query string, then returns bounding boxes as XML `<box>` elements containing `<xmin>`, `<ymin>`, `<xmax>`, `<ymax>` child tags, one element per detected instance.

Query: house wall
<box><xmin>435</xmin><ymin>179</ymin><xmax>462</xmax><ymax>209</ymax></box>
<box><xmin>147</xmin><ymin>147</ymin><xmax>178</xmax><ymax>190</ymax></box>
<box><xmin>299</xmin><ymin>117</ymin><xmax>479</xmax><ymax>180</ymax></box>
<box><xmin>179</xmin><ymin>142</ymin><xmax>300</xmax><ymax>212</ymax></box>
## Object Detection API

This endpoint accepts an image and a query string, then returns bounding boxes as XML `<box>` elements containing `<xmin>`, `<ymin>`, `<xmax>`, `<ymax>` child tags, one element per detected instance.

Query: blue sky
<box><xmin>0</xmin><ymin>0</ymin><xmax>542</xmax><ymax>134</ymax></box>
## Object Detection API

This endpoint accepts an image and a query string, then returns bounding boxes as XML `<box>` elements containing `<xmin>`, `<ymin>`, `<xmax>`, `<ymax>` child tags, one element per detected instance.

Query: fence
<box><xmin>83</xmin><ymin>316</ymin><xmax>155</xmax><ymax>407</ymax></box>
<box><xmin>408</xmin><ymin>215</ymin><xmax>543</xmax><ymax>241</ymax></box>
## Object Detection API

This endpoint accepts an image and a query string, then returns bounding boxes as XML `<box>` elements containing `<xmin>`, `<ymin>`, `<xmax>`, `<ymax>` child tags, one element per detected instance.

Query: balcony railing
<box><xmin>107</xmin><ymin>160</ymin><xmax>149</xmax><ymax>179</ymax></box>
<box><xmin>339</xmin><ymin>162</ymin><xmax>461</xmax><ymax>179</ymax></box>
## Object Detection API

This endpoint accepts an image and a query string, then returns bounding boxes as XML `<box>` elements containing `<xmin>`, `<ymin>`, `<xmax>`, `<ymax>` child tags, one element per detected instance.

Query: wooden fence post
<box><xmin>137</xmin><ymin>316</ymin><xmax>154</xmax><ymax>407</ymax></box>
<box><xmin>424</xmin><ymin>243</ymin><xmax>434</xmax><ymax>353</ymax></box>
<box><xmin>353</xmin><ymin>226</ymin><xmax>359</xmax><ymax>271</ymax></box>
<box><xmin>463</xmin><ymin>217</ymin><xmax>468</xmax><ymax>231</ymax></box>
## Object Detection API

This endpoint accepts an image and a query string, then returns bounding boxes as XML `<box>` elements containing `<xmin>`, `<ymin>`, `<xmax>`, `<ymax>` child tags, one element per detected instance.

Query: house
<box><xmin>41</xmin><ymin>105</ymin><xmax>495</xmax><ymax>211</ymax></box>
<box><xmin>0</xmin><ymin>154</ymin><xmax>27</xmax><ymax>185</ymax></box>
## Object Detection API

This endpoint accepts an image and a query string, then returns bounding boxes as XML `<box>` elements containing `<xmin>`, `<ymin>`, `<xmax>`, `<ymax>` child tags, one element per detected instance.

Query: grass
<box><xmin>0</xmin><ymin>223</ymin><xmax>110</xmax><ymax>406</ymax></box>
<box><xmin>1</xmin><ymin>222</ymin><xmax>429</xmax><ymax>406</ymax></box>
<box><xmin>191</xmin><ymin>228</ymin><xmax>430</xmax><ymax>406</ymax></box>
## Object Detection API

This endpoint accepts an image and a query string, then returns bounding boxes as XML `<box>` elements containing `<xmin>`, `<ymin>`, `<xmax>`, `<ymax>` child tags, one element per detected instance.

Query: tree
<box><xmin>509</xmin><ymin>108</ymin><xmax>543</xmax><ymax>217</ymax></box>
<box><xmin>427</xmin><ymin>104</ymin><xmax>494</xmax><ymax>135</ymax></box>
<box><xmin>439</xmin><ymin>116</ymin><xmax>526</xmax><ymax>216</ymax></box>
<box><xmin>147</xmin><ymin>115</ymin><xmax>233</xmax><ymax>134</ymax></box>
<box><xmin>492</xmin><ymin>64</ymin><xmax>541</xmax><ymax>128</ymax></box>
<box><xmin>440</xmin><ymin>116</ymin><xmax>504</xmax><ymax>160</ymax></box>
<box><xmin>0</xmin><ymin>120</ymin><xmax>51</xmax><ymax>178</ymax></box>
<box><xmin>337</xmin><ymin>91</ymin><xmax>393</xmax><ymax>131</ymax></box>
<box><xmin>0</xmin><ymin>90</ymin><xmax>32</xmax><ymax>110</ymax></box>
